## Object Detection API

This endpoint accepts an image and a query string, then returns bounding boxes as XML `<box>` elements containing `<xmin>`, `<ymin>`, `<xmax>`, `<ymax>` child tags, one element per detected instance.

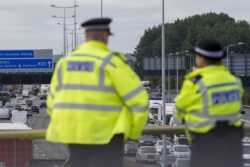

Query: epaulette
<box><xmin>190</xmin><ymin>75</ymin><xmax>202</xmax><ymax>84</ymax></box>
<box><xmin>113</xmin><ymin>52</ymin><xmax>128</xmax><ymax>64</ymax></box>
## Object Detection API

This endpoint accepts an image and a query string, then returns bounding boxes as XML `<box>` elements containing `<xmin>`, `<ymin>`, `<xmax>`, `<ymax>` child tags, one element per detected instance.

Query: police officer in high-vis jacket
<box><xmin>176</xmin><ymin>38</ymin><xmax>244</xmax><ymax>167</ymax></box>
<box><xmin>46</xmin><ymin>18</ymin><xmax>149</xmax><ymax>167</ymax></box>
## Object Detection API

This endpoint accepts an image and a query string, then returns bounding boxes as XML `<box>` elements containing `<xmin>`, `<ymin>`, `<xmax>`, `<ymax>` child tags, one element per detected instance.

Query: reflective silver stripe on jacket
<box><xmin>207</xmin><ymin>82</ymin><xmax>239</xmax><ymax>89</ymax></box>
<box><xmin>197</xmin><ymin>80</ymin><xmax>209</xmax><ymax>117</ymax></box>
<box><xmin>60</xmin><ymin>84</ymin><xmax>115</xmax><ymax>92</ymax></box>
<box><xmin>196</xmin><ymin>80</ymin><xmax>240</xmax><ymax>117</ymax></box>
<box><xmin>99</xmin><ymin>53</ymin><xmax>116</xmax><ymax>86</ymax></box>
<box><xmin>54</xmin><ymin>103</ymin><xmax>121</xmax><ymax>112</ymax></box>
<box><xmin>176</xmin><ymin>105</ymin><xmax>185</xmax><ymax>114</ymax></box>
<box><xmin>56</xmin><ymin>53</ymin><xmax>117</xmax><ymax>92</ymax></box>
<box><xmin>122</xmin><ymin>85</ymin><xmax>145</xmax><ymax>101</ymax></box>
<box><xmin>186</xmin><ymin>113</ymin><xmax>241</xmax><ymax>128</ymax></box>
<box><xmin>56</xmin><ymin>65</ymin><xmax>63</xmax><ymax>91</ymax></box>
<box><xmin>186</xmin><ymin>79</ymin><xmax>241</xmax><ymax>128</ymax></box>
<box><xmin>129</xmin><ymin>105</ymin><xmax>149</xmax><ymax>112</ymax></box>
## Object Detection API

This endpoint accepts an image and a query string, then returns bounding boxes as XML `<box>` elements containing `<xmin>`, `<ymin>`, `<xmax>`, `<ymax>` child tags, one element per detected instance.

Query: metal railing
<box><xmin>1</xmin><ymin>125</ymin><xmax>250</xmax><ymax>139</ymax></box>
<box><xmin>243</xmin><ymin>105</ymin><xmax>250</xmax><ymax>108</ymax></box>
<box><xmin>1</xmin><ymin>125</ymin><xmax>250</xmax><ymax>167</ymax></box>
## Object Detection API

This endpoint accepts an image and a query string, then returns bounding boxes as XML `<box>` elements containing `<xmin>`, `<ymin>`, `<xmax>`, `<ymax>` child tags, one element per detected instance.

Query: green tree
<box><xmin>134</xmin><ymin>12</ymin><xmax>250</xmax><ymax>69</ymax></box>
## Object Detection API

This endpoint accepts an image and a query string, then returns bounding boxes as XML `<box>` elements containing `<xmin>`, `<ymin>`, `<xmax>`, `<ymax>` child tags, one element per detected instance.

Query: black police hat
<box><xmin>191</xmin><ymin>38</ymin><xmax>225</xmax><ymax>59</ymax></box>
<box><xmin>81</xmin><ymin>18</ymin><xmax>113</xmax><ymax>35</ymax></box>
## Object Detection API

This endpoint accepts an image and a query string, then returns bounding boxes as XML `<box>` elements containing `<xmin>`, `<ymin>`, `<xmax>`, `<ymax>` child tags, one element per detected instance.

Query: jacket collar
<box><xmin>74</xmin><ymin>41</ymin><xmax>128</xmax><ymax>62</ymax></box>
<box><xmin>77</xmin><ymin>40</ymin><xmax>110</xmax><ymax>52</ymax></box>
<box><xmin>186</xmin><ymin>65</ymin><xmax>227</xmax><ymax>79</ymax></box>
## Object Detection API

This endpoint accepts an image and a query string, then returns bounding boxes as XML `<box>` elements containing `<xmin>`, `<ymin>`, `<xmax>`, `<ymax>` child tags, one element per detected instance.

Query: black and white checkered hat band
<box><xmin>195</xmin><ymin>47</ymin><xmax>224</xmax><ymax>58</ymax></box>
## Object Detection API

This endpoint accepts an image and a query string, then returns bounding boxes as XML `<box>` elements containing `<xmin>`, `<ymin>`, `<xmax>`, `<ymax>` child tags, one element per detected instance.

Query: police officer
<box><xmin>46</xmin><ymin>18</ymin><xmax>149</xmax><ymax>167</ymax></box>
<box><xmin>176</xmin><ymin>38</ymin><xmax>244</xmax><ymax>167</ymax></box>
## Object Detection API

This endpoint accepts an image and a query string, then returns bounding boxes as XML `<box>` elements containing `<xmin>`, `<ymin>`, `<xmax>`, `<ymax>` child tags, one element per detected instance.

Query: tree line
<box><xmin>134</xmin><ymin>12</ymin><xmax>250</xmax><ymax>70</ymax></box>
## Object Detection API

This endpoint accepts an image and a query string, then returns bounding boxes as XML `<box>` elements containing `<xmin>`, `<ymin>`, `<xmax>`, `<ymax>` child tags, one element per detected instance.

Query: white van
<box><xmin>149</xmin><ymin>98</ymin><xmax>175</xmax><ymax>125</ymax></box>
<box><xmin>165</xmin><ymin>103</ymin><xmax>175</xmax><ymax>124</ymax></box>
<box><xmin>22</xmin><ymin>89</ymin><xmax>29</xmax><ymax>98</ymax></box>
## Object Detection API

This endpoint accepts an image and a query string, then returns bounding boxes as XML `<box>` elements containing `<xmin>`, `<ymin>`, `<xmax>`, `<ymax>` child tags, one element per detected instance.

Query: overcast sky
<box><xmin>0</xmin><ymin>0</ymin><xmax>249</xmax><ymax>54</ymax></box>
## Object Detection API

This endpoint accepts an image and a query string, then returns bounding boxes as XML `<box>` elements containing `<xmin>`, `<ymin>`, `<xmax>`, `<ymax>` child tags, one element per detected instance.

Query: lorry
<box><xmin>149</xmin><ymin>98</ymin><xmax>175</xmax><ymax>125</ymax></box>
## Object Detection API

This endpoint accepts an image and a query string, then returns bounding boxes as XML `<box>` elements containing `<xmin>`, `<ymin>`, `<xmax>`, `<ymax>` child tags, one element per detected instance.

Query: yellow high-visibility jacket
<box><xmin>46</xmin><ymin>41</ymin><xmax>149</xmax><ymax>144</ymax></box>
<box><xmin>176</xmin><ymin>65</ymin><xmax>243</xmax><ymax>133</ymax></box>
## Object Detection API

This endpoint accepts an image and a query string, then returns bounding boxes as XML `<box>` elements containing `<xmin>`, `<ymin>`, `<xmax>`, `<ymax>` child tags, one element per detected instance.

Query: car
<box><xmin>26</xmin><ymin>100</ymin><xmax>33</xmax><ymax>107</ymax></box>
<box><xmin>16</xmin><ymin>94</ymin><xmax>23</xmax><ymax>99</ymax></box>
<box><xmin>15</xmin><ymin>105</ymin><xmax>21</xmax><ymax>110</ymax></box>
<box><xmin>16</xmin><ymin>89</ymin><xmax>22</xmax><ymax>94</ymax></box>
<box><xmin>15</xmin><ymin>98</ymin><xmax>25</xmax><ymax>104</ymax></box>
<box><xmin>5</xmin><ymin>102</ymin><xmax>15</xmax><ymax>112</ymax></box>
<box><xmin>172</xmin><ymin>145</ymin><xmax>191</xmax><ymax>159</ymax></box>
<box><xmin>136</xmin><ymin>146</ymin><xmax>160</xmax><ymax>163</ymax></box>
<box><xmin>19</xmin><ymin>103</ymin><xmax>27</xmax><ymax>110</ymax></box>
<box><xmin>0</xmin><ymin>108</ymin><xmax>11</xmax><ymax>119</ymax></box>
<box><xmin>9</xmin><ymin>92</ymin><xmax>16</xmax><ymax>98</ymax></box>
<box><xmin>155</xmin><ymin>140</ymin><xmax>172</xmax><ymax>154</ymax></box>
<box><xmin>138</xmin><ymin>135</ymin><xmax>156</xmax><ymax>147</ymax></box>
<box><xmin>31</xmin><ymin>105</ymin><xmax>39</xmax><ymax>114</ymax></box>
<box><xmin>40</xmin><ymin>102</ymin><xmax>47</xmax><ymax>108</ymax></box>
<box><xmin>24</xmin><ymin>108</ymin><xmax>33</xmax><ymax>117</ymax></box>
<box><xmin>124</xmin><ymin>141</ymin><xmax>138</xmax><ymax>156</ymax></box>
<box><xmin>175</xmin><ymin>158</ymin><xmax>190</xmax><ymax>167</ymax></box>
<box><xmin>174</xmin><ymin>135</ymin><xmax>189</xmax><ymax>145</ymax></box>
<box><xmin>40</xmin><ymin>95</ymin><xmax>47</xmax><ymax>100</ymax></box>
<box><xmin>157</xmin><ymin>154</ymin><xmax>177</xmax><ymax>167</ymax></box>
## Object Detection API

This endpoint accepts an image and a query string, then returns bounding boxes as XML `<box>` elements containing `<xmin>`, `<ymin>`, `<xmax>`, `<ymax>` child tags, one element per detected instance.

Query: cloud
<box><xmin>0</xmin><ymin>0</ymin><xmax>249</xmax><ymax>53</ymax></box>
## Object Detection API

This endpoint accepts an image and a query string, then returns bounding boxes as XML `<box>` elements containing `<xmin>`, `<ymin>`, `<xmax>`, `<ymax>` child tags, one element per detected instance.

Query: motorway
<box><xmin>1</xmin><ymin>97</ymin><xmax>250</xmax><ymax>167</ymax></box>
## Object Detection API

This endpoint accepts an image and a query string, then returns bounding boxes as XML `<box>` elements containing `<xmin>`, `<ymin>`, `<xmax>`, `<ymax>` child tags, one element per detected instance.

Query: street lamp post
<box><xmin>73</xmin><ymin>0</ymin><xmax>78</xmax><ymax>49</ymax></box>
<box><xmin>161</xmin><ymin>0</ymin><xmax>167</xmax><ymax>166</ymax></box>
<box><xmin>56</xmin><ymin>22</ymin><xmax>77</xmax><ymax>54</ymax></box>
<box><xmin>167</xmin><ymin>53</ymin><xmax>172</xmax><ymax>103</ymax></box>
<box><xmin>226</xmin><ymin>42</ymin><xmax>244</xmax><ymax>68</ymax></box>
<box><xmin>175</xmin><ymin>50</ymin><xmax>189</xmax><ymax>95</ymax></box>
<box><xmin>189</xmin><ymin>52</ymin><xmax>192</xmax><ymax>70</ymax></box>
<box><xmin>77</xmin><ymin>32</ymin><xmax>85</xmax><ymax>46</ymax></box>
<box><xmin>52</xmin><ymin>13</ymin><xmax>74</xmax><ymax>56</ymax></box>
<box><xmin>68</xmin><ymin>29</ymin><xmax>74</xmax><ymax>51</ymax></box>
<box><xmin>51</xmin><ymin>4</ymin><xmax>78</xmax><ymax>55</ymax></box>
<box><xmin>176</xmin><ymin>52</ymin><xmax>179</xmax><ymax>95</ymax></box>
<box><xmin>101</xmin><ymin>0</ymin><xmax>103</xmax><ymax>18</ymax></box>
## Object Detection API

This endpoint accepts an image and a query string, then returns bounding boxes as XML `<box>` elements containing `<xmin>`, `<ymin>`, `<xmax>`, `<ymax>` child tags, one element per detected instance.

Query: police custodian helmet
<box><xmin>193</xmin><ymin>38</ymin><xmax>225</xmax><ymax>59</ymax></box>
<box><xmin>81</xmin><ymin>18</ymin><xmax>113</xmax><ymax>35</ymax></box>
